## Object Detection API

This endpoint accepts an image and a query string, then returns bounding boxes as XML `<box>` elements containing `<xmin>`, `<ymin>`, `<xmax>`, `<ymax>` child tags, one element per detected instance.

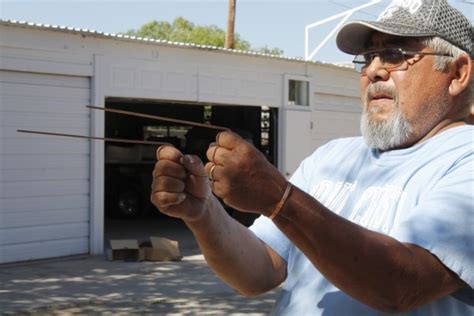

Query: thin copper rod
<box><xmin>87</xmin><ymin>105</ymin><xmax>231</xmax><ymax>131</ymax></box>
<box><xmin>17</xmin><ymin>129</ymin><xmax>171</xmax><ymax>146</ymax></box>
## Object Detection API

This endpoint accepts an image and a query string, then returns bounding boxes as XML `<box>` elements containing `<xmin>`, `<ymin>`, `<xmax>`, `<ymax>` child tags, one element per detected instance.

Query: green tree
<box><xmin>124</xmin><ymin>17</ymin><xmax>283</xmax><ymax>55</ymax></box>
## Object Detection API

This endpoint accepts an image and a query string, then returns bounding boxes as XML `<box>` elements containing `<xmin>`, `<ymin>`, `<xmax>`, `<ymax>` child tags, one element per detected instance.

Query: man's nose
<box><xmin>365</xmin><ymin>57</ymin><xmax>390</xmax><ymax>82</ymax></box>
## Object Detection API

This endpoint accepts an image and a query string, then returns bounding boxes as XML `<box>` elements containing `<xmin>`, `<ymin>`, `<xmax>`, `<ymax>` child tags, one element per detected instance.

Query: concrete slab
<box><xmin>0</xmin><ymin>217</ymin><xmax>279</xmax><ymax>315</ymax></box>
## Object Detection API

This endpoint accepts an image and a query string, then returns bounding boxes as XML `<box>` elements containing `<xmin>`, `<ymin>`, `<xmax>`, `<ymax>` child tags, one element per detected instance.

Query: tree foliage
<box><xmin>124</xmin><ymin>17</ymin><xmax>283</xmax><ymax>55</ymax></box>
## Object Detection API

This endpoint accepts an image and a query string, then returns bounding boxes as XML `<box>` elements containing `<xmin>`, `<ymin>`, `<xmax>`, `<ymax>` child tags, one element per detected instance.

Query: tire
<box><xmin>116</xmin><ymin>185</ymin><xmax>144</xmax><ymax>219</ymax></box>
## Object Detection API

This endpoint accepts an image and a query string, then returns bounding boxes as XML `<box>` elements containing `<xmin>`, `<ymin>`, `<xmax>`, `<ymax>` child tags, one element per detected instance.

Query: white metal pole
<box><xmin>304</xmin><ymin>0</ymin><xmax>382</xmax><ymax>60</ymax></box>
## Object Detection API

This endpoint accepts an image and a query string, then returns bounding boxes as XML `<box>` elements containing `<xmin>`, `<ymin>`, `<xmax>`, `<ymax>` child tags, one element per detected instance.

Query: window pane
<box><xmin>288</xmin><ymin>80</ymin><xmax>309</xmax><ymax>106</ymax></box>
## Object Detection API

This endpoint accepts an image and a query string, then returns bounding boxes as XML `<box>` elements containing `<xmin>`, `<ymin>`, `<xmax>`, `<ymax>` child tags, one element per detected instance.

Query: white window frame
<box><xmin>283</xmin><ymin>74</ymin><xmax>312</xmax><ymax>110</ymax></box>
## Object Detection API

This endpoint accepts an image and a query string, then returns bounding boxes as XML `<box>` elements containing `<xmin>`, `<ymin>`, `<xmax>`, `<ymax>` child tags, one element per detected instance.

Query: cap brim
<box><xmin>336</xmin><ymin>21</ymin><xmax>436</xmax><ymax>55</ymax></box>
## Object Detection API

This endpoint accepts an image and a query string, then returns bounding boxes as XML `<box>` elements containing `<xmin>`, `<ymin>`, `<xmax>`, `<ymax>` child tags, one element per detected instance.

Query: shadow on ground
<box><xmin>0</xmin><ymin>218</ymin><xmax>278</xmax><ymax>315</ymax></box>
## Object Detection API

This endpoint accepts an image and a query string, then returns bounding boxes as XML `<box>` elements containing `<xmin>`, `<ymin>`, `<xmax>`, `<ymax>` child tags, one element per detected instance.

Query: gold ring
<box><xmin>208</xmin><ymin>164</ymin><xmax>217</xmax><ymax>181</ymax></box>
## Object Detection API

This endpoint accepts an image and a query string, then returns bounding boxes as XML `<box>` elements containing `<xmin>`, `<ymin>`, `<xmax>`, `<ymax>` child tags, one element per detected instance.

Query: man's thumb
<box><xmin>180</xmin><ymin>155</ymin><xmax>206</xmax><ymax>178</ymax></box>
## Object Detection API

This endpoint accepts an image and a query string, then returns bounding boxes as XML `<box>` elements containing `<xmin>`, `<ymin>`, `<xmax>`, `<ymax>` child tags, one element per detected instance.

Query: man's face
<box><xmin>359</xmin><ymin>33</ymin><xmax>453</xmax><ymax>151</ymax></box>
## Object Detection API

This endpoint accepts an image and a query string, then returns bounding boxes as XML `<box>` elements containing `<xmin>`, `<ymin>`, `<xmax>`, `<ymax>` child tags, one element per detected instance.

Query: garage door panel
<box><xmin>0</xmin><ymin>223</ymin><xmax>89</xmax><ymax>246</ymax></box>
<box><xmin>0</xmin><ymin>112</ymin><xmax>90</xmax><ymax>129</ymax></box>
<box><xmin>0</xmin><ymin>238</ymin><xmax>89</xmax><ymax>263</ymax></box>
<box><xmin>0</xmin><ymin>82</ymin><xmax>90</xmax><ymax>100</ymax></box>
<box><xmin>0</xmin><ymin>70</ymin><xmax>91</xmax><ymax>263</ymax></box>
<box><xmin>0</xmin><ymin>139</ymin><xmax>89</xmax><ymax>155</ymax></box>
<box><xmin>0</xmin><ymin>70</ymin><xmax>90</xmax><ymax>89</ymax></box>
<box><xmin>0</xmin><ymin>208</ymin><xmax>89</xmax><ymax>229</ymax></box>
<box><xmin>1</xmin><ymin>154</ymin><xmax>89</xmax><ymax>170</ymax></box>
<box><xmin>1</xmin><ymin>168</ymin><xmax>88</xmax><ymax>182</ymax></box>
<box><xmin>1</xmin><ymin>95</ymin><xmax>89</xmax><ymax>114</ymax></box>
<box><xmin>0</xmin><ymin>180</ymin><xmax>89</xmax><ymax>198</ymax></box>
<box><xmin>1</xmin><ymin>195</ymin><xmax>89</xmax><ymax>213</ymax></box>
<box><xmin>2</xmin><ymin>126</ymin><xmax>89</xmax><ymax>138</ymax></box>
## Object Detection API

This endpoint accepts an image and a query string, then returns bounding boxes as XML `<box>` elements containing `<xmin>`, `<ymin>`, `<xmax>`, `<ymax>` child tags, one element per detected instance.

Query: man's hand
<box><xmin>151</xmin><ymin>145</ymin><xmax>211</xmax><ymax>222</ymax></box>
<box><xmin>204</xmin><ymin>131</ymin><xmax>287</xmax><ymax>216</ymax></box>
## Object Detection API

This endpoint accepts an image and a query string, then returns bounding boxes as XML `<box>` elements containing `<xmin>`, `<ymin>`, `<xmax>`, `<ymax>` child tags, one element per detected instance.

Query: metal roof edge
<box><xmin>0</xmin><ymin>19</ymin><xmax>353</xmax><ymax>71</ymax></box>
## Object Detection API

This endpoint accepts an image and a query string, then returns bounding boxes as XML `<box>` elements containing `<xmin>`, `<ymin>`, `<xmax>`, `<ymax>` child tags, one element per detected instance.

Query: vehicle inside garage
<box><xmin>103</xmin><ymin>98</ymin><xmax>278</xmax><ymax>250</ymax></box>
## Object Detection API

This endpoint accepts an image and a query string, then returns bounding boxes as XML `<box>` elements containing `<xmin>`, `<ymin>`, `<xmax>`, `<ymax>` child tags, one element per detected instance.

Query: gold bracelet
<box><xmin>269</xmin><ymin>182</ymin><xmax>293</xmax><ymax>220</ymax></box>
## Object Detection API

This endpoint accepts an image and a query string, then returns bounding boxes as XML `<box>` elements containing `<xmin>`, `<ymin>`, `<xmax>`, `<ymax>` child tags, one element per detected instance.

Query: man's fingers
<box><xmin>179</xmin><ymin>155</ymin><xmax>210</xmax><ymax>200</ymax></box>
<box><xmin>156</xmin><ymin>145</ymin><xmax>183</xmax><ymax>162</ymax></box>
<box><xmin>206</xmin><ymin>145</ymin><xmax>232</xmax><ymax>164</ymax></box>
<box><xmin>153</xmin><ymin>160</ymin><xmax>187</xmax><ymax>180</ymax></box>
<box><xmin>151</xmin><ymin>191</ymin><xmax>186</xmax><ymax>209</ymax></box>
<box><xmin>180</xmin><ymin>155</ymin><xmax>207</xmax><ymax>177</ymax></box>
<box><xmin>151</xmin><ymin>176</ymin><xmax>185</xmax><ymax>193</ymax></box>
<box><xmin>215</xmin><ymin>131</ymin><xmax>244</xmax><ymax>149</ymax></box>
<box><xmin>210</xmin><ymin>176</ymin><xmax>224</xmax><ymax>196</ymax></box>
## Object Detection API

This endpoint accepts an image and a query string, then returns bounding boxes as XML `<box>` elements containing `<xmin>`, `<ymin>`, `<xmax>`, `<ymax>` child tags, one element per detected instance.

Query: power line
<box><xmin>456</xmin><ymin>0</ymin><xmax>473</xmax><ymax>5</ymax></box>
<box><xmin>328</xmin><ymin>0</ymin><xmax>387</xmax><ymax>18</ymax></box>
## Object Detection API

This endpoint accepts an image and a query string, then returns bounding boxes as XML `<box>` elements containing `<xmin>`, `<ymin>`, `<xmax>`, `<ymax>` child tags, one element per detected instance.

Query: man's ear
<box><xmin>449</xmin><ymin>54</ymin><xmax>472</xmax><ymax>97</ymax></box>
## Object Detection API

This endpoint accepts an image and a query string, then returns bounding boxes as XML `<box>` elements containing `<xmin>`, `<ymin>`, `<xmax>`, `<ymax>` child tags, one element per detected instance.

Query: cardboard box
<box><xmin>107</xmin><ymin>239</ymin><xmax>142</xmax><ymax>261</ymax></box>
<box><xmin>140</xmin><ymin>237</ymin><xmax>182</xmax><ymax>262</ymax></box>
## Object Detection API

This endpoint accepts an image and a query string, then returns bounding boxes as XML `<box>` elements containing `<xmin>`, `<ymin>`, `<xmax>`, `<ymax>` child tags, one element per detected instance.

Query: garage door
<box><xmin>0</xmin><ymin>70</ymin><xmax>91</xmax><ymax>263</ymax></box>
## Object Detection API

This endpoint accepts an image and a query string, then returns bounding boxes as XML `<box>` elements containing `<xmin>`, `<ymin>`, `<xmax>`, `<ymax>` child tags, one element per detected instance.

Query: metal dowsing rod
<box><xmin>16</xmin><ymin>129</ymin><xmax>171</xmax><ymax>146</ymax></box>
<box><xmin>17</xmin><ymin>105</ymin><xmax>230</xmax><ymax>145</ymax></box>
<box><xmin>86</xmin><ymin>105</ymin><xmax>231</xmax><ymax>131</ymax></box>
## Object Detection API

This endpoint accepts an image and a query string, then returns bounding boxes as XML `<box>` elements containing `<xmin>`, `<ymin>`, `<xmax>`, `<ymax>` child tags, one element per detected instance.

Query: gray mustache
<box><xmin>365</xmin><ymin>83</ymin><xmax>397</xmax><ymax>101</ymax></box>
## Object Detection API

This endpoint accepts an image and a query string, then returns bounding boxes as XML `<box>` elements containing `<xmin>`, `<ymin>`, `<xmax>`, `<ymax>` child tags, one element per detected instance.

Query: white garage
<box><xmin>0</xmin><ymin>20</ymin><xmax>361</xmax><ymax>264</ymax></box>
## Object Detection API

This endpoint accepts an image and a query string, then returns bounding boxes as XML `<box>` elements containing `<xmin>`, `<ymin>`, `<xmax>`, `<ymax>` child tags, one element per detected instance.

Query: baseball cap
<box><xmin>336</xmin><ymin>0</ymin><xmax>473</xmax><ymax>58</ymax></box>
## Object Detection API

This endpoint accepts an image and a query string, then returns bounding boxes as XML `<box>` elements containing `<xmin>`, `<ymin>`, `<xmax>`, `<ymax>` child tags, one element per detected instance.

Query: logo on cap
<box><xmin>378</xmin><ymin>0</ymin><xmax>423</xmax><ymax>20</ymax></box>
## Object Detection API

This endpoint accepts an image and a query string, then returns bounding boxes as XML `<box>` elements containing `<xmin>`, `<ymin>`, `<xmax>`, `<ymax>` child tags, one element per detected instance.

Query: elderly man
<box><xmin>151</xmin><ymin>0</ymin><xmax>473</xmax><ymax>314</ymax></box>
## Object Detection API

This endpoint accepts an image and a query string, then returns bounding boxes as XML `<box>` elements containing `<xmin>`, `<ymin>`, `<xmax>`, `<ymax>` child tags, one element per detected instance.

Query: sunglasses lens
<box><xmin>353</xmin><ymin>49</ymin><xmax>406</xmax><ymax>73</ymax></box>
<box><xmin>379</xmin><ymin>49</ymin><xmax>404</xmax><ymax>68</ymax></box>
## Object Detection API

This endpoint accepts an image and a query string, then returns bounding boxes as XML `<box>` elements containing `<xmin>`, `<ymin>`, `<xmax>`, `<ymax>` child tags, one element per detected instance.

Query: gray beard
<box><xmin>360</xmin><ymin>96</ymin><xmax>411</xmax><ymax>151</ymax></box>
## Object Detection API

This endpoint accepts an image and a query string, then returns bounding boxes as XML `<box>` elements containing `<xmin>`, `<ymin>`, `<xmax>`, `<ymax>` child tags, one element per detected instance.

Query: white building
<box><xmin>0</xmin><ymin>20</ymin><xmax>362</xmax><ymax>264</ymax></box>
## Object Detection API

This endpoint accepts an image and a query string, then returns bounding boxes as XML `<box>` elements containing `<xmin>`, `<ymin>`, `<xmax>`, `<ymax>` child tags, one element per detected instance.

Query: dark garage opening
<box><xmin>103</xmin><ymin>98</ymin><xmax>278</xmax><ymax>255</ymax></box>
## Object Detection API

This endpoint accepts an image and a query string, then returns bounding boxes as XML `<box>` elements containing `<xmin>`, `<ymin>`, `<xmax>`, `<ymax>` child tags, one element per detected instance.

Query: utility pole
<box><xmin>225</xmin><ymin>0</ymin><xmax>236</xmax><ymax>49</ymax></box>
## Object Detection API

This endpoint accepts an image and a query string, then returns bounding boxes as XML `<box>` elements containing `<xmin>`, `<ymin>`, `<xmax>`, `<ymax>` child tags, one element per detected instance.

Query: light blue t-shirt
<box><xmin>250</xmin><ymin>125</ymin><xmax>474</xmax><ymax>315</ymax></box>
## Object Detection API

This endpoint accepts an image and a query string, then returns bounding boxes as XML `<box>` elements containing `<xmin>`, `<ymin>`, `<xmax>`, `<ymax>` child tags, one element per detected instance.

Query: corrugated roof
<box><xmin>0</xmin><ymin>19</ymin><xmax>352</xmax><ymax>70</ymax></box>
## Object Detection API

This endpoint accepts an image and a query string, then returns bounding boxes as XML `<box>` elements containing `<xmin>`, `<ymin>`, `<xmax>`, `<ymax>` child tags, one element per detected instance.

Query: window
<box><xmin>284</xmin><ymin>75</ymin><xmax>311</xmax><ymax>107</ymax></box>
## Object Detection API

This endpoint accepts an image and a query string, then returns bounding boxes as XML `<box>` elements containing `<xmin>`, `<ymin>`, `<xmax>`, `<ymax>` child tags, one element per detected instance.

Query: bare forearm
<box><xmin>185</xmin><ymin>195</ymin><xmax>285</xmax><ymax>296</ymax></box>
<box><xmin>150</xmin><ymin>148</ymin><xmax>284</xmax><ymax>296</ymax></box>
<box><xmin>272</xmin><ymin>186</ymin><xmax>464</xmax><ymax>312</ymax></box>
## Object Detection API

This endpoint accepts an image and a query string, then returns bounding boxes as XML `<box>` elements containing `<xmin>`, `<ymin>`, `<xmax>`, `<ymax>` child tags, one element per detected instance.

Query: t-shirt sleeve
<box><xmin>249</xmin><ymin>215</ymin><xmax>292</xmax><ymax>261</ymax></box>
<box><xmin>391</xmin><ymin>154</ymin><xmax>474</xmax><ymax>288</ymax></box>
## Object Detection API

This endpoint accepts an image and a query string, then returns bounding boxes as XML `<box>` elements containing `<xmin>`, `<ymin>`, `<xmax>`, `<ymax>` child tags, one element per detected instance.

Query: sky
<box><xmin>0</xmin><ymin>0</ymin><xmax>472</xmax><ymax>63</ymax></box>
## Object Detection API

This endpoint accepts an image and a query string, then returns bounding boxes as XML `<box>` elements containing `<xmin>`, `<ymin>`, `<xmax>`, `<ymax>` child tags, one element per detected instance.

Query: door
<box><xmin>282</xmin><ymin>108</ymin><xmax>312</xmax><ymax>179</ymax></box>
